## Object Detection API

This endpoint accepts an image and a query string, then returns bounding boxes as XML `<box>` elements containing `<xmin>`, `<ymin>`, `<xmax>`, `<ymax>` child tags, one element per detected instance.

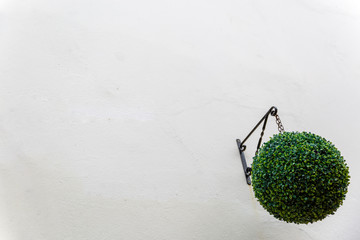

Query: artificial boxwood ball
<box><xmin>251</xmin><ymin>132</ymin><xmax>350</xmax><ymax>224</ymax></box>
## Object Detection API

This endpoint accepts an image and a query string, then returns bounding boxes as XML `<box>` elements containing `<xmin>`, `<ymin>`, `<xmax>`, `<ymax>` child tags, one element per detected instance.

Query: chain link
<box><xmin>255</xmin><ymin>113</ymin><xmax>285</xmax><ymax>155</ymax></box>
<box><xmin>275</xmin><ymin>114</ymin><xmax>285</xmax><ymax>133</ymax></box>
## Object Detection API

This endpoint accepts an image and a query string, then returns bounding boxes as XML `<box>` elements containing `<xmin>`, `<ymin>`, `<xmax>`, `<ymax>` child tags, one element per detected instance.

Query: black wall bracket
<box><xmin>236</xmin><ymin>106</ymin><xmax>283</xmax><ymax>185</ymax></box>
<box><xmin>236</xmin><ymin>138</ymin><xmax>252</xmax><ymax>185</ymax></box>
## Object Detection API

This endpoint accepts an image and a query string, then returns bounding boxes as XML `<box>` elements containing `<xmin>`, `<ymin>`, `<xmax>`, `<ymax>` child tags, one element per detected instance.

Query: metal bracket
<box><xmin>236</xmin><ymin>106</ymin><xmax>279</xmax><ymax>185</ymax></box>
<box><xmin>236</xmin><ymin>139</ymin><xmax>252</xmax><ymax>185</ymax></box>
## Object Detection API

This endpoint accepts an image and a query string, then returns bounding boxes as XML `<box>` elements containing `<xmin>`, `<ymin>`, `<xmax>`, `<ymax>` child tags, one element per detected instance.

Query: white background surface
<box><xmin>0</xmin><ymin>0</ymin><xmax>360</xmax><ymax>239</ymax></box>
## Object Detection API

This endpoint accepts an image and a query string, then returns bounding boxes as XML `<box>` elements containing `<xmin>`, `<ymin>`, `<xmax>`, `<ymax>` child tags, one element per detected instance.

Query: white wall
<box><xmin>0</xmin><ymin>0</ymin><xmax>359</xmax><ymax>239</ymax></box>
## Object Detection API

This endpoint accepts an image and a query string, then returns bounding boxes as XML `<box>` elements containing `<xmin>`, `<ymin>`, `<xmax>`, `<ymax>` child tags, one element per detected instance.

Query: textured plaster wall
<box><xmin>0</xmin><ymin>0</ymin><xmax>360</xmax><ymax>239</ymax></box>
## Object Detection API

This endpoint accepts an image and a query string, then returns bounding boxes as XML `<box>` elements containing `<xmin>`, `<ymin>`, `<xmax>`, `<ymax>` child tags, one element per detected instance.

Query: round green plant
<box><xmin>251</xmin><ymin>131</ymin><xmax>350</xmax><ymax>224</ymax></box>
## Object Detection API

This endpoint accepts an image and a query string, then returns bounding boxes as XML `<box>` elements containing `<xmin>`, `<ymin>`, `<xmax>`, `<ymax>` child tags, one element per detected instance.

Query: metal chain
<box><xmin>254</xmin><ymin>112</ymin><xmax>285</xmax><ymax>155</ymax></box>
<box><xmin>275</xmin><ymin>114</ymin><xmax>285</xmax><ymax>133</ymax></box>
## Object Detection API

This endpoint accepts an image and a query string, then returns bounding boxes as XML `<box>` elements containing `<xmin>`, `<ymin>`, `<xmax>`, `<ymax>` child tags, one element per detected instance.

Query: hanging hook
<box><xmin>236</xmin><ymin>106</ymin><xmax>280</xmax><ymax>185</ymax></box>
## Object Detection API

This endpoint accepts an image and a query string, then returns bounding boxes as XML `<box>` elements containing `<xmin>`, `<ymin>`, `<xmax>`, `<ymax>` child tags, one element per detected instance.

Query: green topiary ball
<box><xmin>251</xmin><ymin>131</ymin><xmax>350</xmax><ymax>224</ymax></box>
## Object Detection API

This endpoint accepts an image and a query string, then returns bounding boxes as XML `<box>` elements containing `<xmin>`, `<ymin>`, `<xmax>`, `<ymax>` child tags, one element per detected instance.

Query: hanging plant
<box><xmin>251</xmin><ymin>131</ymin><xmax>350</xmax><ymax>224</ymax></box>
<box><xmin>236</xmin><ymin>107</ymin><xmax>351</xmax><ymax>224</ymax></box>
